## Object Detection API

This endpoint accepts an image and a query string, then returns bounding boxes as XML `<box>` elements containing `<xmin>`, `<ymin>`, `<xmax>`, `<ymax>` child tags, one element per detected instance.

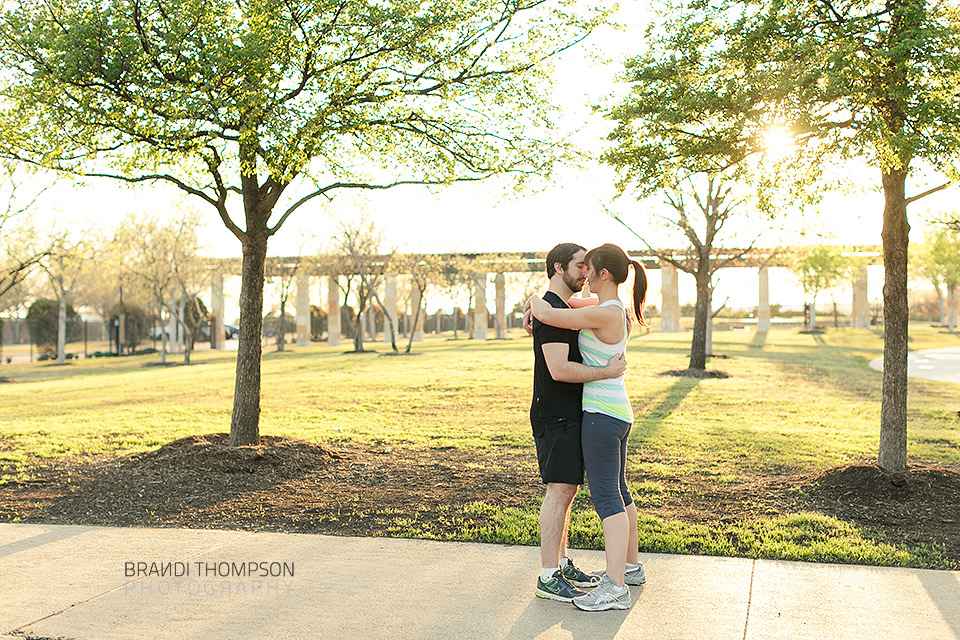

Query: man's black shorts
<box><xmin>532</xmin><ymin>417</ymin><xmax>584</xmax><ymax>485</ymax></box>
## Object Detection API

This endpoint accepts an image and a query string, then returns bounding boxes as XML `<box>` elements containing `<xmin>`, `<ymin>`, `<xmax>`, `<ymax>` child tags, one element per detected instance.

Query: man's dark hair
<box><xmin>545</xmin><ymin>243</ymin><xmax>586</xmax><ymax>278</ymax></box>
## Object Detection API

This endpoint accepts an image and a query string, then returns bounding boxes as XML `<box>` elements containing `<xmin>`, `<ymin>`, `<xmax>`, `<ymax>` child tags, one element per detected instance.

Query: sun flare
<box><xmin>762</xmin><ymin>126</ymin><xmax>796</xmax><ymax>160</ymax></box>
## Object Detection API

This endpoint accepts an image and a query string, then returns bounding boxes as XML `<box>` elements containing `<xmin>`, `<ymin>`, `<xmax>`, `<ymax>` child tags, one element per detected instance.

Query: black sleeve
<box><xmin>534</xmin><ymin>320</ymin><xmax>570</xmax><ymax>346</ymax></box>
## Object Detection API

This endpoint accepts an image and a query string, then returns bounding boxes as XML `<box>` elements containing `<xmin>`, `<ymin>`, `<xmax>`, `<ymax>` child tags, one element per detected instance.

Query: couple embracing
<box><xmin>526</xmin><ymin>242</ymin><xmax>647</xmax><ymax>612</ymax></box>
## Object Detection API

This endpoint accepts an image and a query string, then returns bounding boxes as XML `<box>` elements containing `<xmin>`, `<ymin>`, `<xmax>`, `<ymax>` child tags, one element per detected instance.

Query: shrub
<box><xmin>27</xmin><ymin>299</ymin><xmax>82</xmax><ymax>351</ymax></box>
<box><xmin>109</xmin><ymin>303</ymin><xmax>149</xmax><ymax>354</ymax></box>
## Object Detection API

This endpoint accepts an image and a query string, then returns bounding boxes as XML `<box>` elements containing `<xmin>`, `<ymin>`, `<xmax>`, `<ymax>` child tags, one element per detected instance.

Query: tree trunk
<box><xmin>181</xmin><ymin>298</ymin><xmax>191</xmax><ymax>365</ymax></box>
<box><xmin>156</xmin><ymin>296</ymin><xmax>167</xmax><ymax>365</ymax></box>
<box><xmin>360</xmin><ymin>272</ymin><xmax>397</xmax><ymax>353</ymax></box>
<box><xmin>229</xmin><ymin>234</ymin><xmax>268</xmax><ymax>447</ymax></box>
<box><xmin>949</xmin><ymin>284</ymin><xmax>957</xmax><ymax>331</ymax></box>
<box><xmin>406</xmin><ymin>290</ymin><xmax>424</xmax><ymax>354</ymax></box>
<box><xmin>934</xmin><ymin>284</ymin><xmax>946</xmax><ymax>325</ymax></box>
<box><xmin>353</xmin><ymin>307</ymin><xmax>365</xmax><ymax>353</ymax></box>
<box><xmin>705</xmin><ymin>303</ymin><xmax>713</xmax><ymax>356</ymax></box>
<box><xmin>689</xmin><ymin>274</ymin><xmax>710</xmax><ymax>370</ymax></box>
<box><xmin>277</xmin><ymin>299</ymin><xmax>286</xmax><ymax>352</ymax></box>
<box><xmin>878</xmin><ymin>168</ymin><xmax>909</xmax><ymax>472</ymax></box>
<box><xmin>56</xmin><ymin>291</ymin><xmax>66</xmax><ymax>365</ymax></box>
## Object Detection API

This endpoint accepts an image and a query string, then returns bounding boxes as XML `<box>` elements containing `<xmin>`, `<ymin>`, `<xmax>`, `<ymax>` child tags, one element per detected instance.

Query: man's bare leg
<box><xmin>540</xmin><ymin>482</ymin><xmax>578</xmax><ymax>568</ymax></box>
<box><xmin>559</xmin><ymin>491</ymin><xmax>576</xmax><ymax>560</ymax></box>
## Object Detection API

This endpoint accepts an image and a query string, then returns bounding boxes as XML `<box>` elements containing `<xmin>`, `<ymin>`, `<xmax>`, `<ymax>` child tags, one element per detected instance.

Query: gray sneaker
<box><xmin>593</xmin><ymin>562</ymin><xmax>646</xmax><ymax>586</ymax></box>
<box><xmin>572</xmin><ymin>575</ymin><xmax>631</xmax><ymax>611</ymax></box>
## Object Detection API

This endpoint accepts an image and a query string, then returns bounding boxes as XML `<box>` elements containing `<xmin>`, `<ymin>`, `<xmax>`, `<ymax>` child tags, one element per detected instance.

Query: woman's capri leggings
<box><xmin>581</xmin><ymin>411</ymin><xmax>634</xmax><ymax>521</ymax></box>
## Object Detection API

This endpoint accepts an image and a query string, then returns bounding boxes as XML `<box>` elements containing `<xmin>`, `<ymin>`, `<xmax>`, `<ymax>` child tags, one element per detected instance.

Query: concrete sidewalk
<box><xmin>2</xmin><ymin>523</ymin><xmax>958</xmax><ymax>640</ymax></box>
<box><xmin>870</xmin><ymin>346</ymin><xmax>960</xmax><ymax>385</ymax></box>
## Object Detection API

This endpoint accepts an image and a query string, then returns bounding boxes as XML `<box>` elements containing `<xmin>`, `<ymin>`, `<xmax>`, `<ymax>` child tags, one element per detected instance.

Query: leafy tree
<box><xmin>0</xmin><ymin>163</ymin><xmax>51</xmax><ymax>301</ymax></box>
<box><xmin>791</xmin><ymin>245</ymin><xmax>851</xmax><ymax>331</ymax></box>
<box><xmin>109</xmin><ymin>302</ymin><xmax>149</xmax><ymax>353</ymax></box>
<box><xmin>612</xmin><ymin>0</ymin><xmax>960</xmax><ymax>471</ymax></box>
<box><xmin>0</xmin><ymin>0</ymin><xmax>601</xmax><ymax>446</ymax></box>
<box><xmin>913</xmin><ymin>226</ymin><xmax>960</xmax><ymax>330</ymax></box>
<box><xmin>116</xmin><ymin>213</ymin><xmax>207</xmax><ymax>364</ymax></box>
<box><xmin>27</xmin><ymin>298</ymin><xmax>81</xmax><ymax>358</ymax></box>
<box><xmin>78</xmin><ymin>229</ymin><xmax>152</xmax><ymax>333</ymax></box>
<box><xmin>607</xmin><ymin>175</ymin><xmax>772</xmax><ymax>370</ymax></box>
<box><xmin>437</xmin><ymin>254</ymin><xmax>478</xmax><ymax>340</ymax></box>
<box><xmin>36</xmin><ymin>232</ymin><xmax>92</xmax><ymax>365</ymax></box>
<box><xmin>599</xmin><ymin>5</ymin><xmax>808</xmax><ymax>371</ymax></box>
<box><xmin>333</xmin><ymin>216</ymin><xmax>393</xmax><ymax>353</ymax></box>
<box><xmin>393</xmin><ymin>253</ymin><xmax>444</xmax><ymax>354</ymax></box>
<box><xmin>440</xmin><ymin>253</ymin><xmax>506</xmax><ymax>339</ymax></box>
<box><xmin>265</xmin><ymin>256</ymin><xmax>302</xmax><ymax>352</ymax></box>
<box><xmin>309</xmin><ymin>304</ymin><xmax>327</xmax><ymax>341</ymax></box>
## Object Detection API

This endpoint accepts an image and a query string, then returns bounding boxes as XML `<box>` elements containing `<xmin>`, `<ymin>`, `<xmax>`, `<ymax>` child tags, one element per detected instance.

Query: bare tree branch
<box><xmin>905</xmin><ymin>181</ymin><xmax>953</xmax><ymax>206</ymax></box>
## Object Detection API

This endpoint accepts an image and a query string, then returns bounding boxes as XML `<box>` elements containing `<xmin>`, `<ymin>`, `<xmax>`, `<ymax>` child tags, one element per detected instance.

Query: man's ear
<box><xmin>552</xmin><ymin>262</ymin><xmax>564</xmax><ymax>277</ymax></box>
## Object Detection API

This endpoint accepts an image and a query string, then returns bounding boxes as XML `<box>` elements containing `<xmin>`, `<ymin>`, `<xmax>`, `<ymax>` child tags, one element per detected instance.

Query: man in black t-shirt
<box><xmin>528</xmin><ymin>243</ymin><xmax>627</xmax><ymax>603</ymax></box>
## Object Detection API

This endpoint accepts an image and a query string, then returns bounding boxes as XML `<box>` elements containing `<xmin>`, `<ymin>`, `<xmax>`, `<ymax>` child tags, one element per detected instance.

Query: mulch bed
<box><xmin>659</xmin><ymin>369</ymin><xmax>731</xmax><ymax>379</ymax></box>
<box><xmin>0</xmin><ymin>434</ymin><xmax>540</xmax><ymax>536</ymax></box>
<box><xmin>788</xmin><ymin>462</ymin><xmax>960</xmax><ymax>554</ymax></box>
<box><xmin>1</xmin><ymin>435</ymin><xmax>958</xmax><ymax>566</ymax></box>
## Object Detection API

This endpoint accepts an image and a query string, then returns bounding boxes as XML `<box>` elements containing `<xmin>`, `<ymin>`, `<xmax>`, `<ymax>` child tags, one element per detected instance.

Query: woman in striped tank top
<box><xmin>526</xmin><ymin>244</ymin><xmax>648</xmax><ymax>611</ymax></box>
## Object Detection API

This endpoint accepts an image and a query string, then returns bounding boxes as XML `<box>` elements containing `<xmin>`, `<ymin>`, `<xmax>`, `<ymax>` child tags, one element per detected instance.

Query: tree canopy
<box><xmin>0</xmin><ymin>0</ymin><xmax>597</xmax><ymax>207</ymax></box>
<box><xmin>0</xmin><ymin>0</ymin><xmax>602</xmax><ymax>445</ymax></box>
<box><xmin>605</xmin><ymin>0</ymin><xmax>960</xmax><ymax>471</ymax></box>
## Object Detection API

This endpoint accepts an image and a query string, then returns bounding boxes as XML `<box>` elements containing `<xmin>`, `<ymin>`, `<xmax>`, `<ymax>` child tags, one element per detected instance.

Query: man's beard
<box><xmin>562</xmin><ymin>270</ymin><xmax>583</xmax><ymax>293</ymax></box>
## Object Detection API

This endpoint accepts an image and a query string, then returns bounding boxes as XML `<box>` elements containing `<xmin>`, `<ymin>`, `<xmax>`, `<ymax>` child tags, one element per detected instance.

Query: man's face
<box><xmin>559</xmin><ymin>250</ymin><xmax>587</xmax><ymax>293</ymax></box>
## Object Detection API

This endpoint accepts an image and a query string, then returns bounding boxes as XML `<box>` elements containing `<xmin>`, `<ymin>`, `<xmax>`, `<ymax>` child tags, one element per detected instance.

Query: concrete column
<box><xmin>383</xmin><ymin>273</ymin><xmax>398</xmax><ymax>345</ymax></box>
<box><xmin>757</xmin><ymin>266</ymin><xmax>771</xmax><ymax>332</ymax></box>
<box><xmin>852</xmin><ymin>267</ymin><xmax>869</xmax><ymax>329</ymax></box>
<box><xmin>473</xmin><ymin>273</ymin><xmax>488</xmax><ymax>340</ymax></box>
<box><xmin>296</xmin><ymin>273</ymin><xmax>310</xmax><ymax>347</ymax></box>
<box><xmin>166</xmin><ymin>297</ymin><xmax>181</xmax><ymax>353</ymax></box>
<box><xmin>366</xmin><ymin>307</ymin><xmax>377</xmax><ymax>341</ymax></box>
<box><xmin>210</xmin><ymin>275</ymin><xmax>225</xmax><ymax>349</ymax></box>
<box><xmin>410</xmin><ymin>287</ymin><xmax>424</xmax><ymax>342</ymax></box>
<box><xmin>706</xmin><ymin>309</ymin><xmax>713</xmax><ymax>356</ymax></box>
<box><xmin>495</xmin><ymin>273</ymin><xmax>507</xmax><ymax>339</ymax></box>
<box><xmin>660</xmin><ymin>264</ymin><xmax>681</xmax><ymax>332</ymax></box>
<box><xmin>327</xmin><ymin>275</ymin><xmax>341</xmax><ymax>347</ymax></box>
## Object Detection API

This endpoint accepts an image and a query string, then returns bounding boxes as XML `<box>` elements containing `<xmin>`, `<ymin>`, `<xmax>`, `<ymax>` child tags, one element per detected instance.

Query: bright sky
<box><xmin>23</xmin><ymin>2</ymin><xmax>960</xmax><ymax>312</ymax></box>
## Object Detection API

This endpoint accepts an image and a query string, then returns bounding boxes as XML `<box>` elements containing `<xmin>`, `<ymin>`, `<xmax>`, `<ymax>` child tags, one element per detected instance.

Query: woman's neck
<box><xmin>594</xmin><ymin>281</ymin><xmax>619</xmax><ymax>304</ymax></box>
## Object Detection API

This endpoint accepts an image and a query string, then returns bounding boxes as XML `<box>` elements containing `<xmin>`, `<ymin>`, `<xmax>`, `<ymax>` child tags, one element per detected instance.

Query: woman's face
<box><xmin>585</xmin><ymin>261</ymin><xmax>602</xmax><ymax>288</ymax></box>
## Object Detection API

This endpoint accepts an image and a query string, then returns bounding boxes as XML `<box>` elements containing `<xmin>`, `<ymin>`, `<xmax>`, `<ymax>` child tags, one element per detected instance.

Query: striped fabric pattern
<box><xmin>579</xmin><ymin>300</ymin><xmax>633</xmax><ymax>423</ymax></box>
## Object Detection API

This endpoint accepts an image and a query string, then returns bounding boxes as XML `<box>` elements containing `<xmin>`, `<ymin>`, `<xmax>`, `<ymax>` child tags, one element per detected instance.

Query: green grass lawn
<box><xmin>2</xmin><ymin>323</ymin><xmax>959</xmax><ymax>568</ymax></box>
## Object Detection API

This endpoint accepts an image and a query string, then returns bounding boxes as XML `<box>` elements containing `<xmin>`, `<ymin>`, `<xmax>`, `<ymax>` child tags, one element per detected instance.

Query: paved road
<box><xmin>870</xmin><ymin>346</ymin><xmax>960</xmax><ymax>384</ymax></box>
<box><xmin>3</xmin><ymin>523</ymin><xmax>959</xmax><ymax>640</ymax></box>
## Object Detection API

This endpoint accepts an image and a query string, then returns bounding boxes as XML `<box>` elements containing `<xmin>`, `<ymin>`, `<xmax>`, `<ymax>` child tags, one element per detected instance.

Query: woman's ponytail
<box><xmin>630</xmin><ymin>260</ymin><xmax>648</xmax><ymax>327</ymax></box>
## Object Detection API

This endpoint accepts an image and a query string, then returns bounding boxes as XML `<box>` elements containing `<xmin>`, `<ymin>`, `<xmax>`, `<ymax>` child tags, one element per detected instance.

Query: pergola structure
<box><xmin>198</xmin><ymin>246</ymin><xmax>883</xmax><ymax>350</ymax></box>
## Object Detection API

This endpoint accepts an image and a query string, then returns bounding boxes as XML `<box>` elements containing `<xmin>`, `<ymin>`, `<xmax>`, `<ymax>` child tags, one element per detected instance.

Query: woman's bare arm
<box><xmin>525</xmin><ymin>295</ymin><xmax>614</xmax><ymax>331</ymax></box>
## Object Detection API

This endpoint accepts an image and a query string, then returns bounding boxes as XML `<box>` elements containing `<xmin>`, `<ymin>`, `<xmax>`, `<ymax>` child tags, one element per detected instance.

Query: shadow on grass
<box><xmin>631</xmin><ymin>375</ymin><xmax>701</xmax><ymax>443</ymax></box>
<box><xmin>750</xmin><ymin>330</ymin><xmax>768</xmax><ymax>349</ymax></box>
